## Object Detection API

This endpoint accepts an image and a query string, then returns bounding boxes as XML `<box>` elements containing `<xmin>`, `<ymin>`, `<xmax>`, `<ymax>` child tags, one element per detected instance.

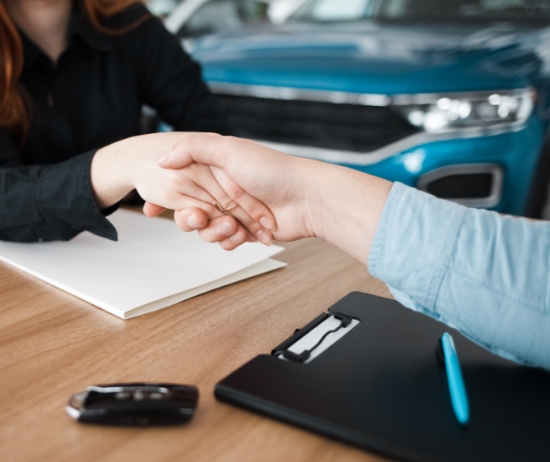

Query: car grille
<box><xmin>425</xmin><ymin>173</ymin><xmax>494</xmax><ymax>199</ymax></box>
<box><xmin>214</xmin><ymin>94</ymin><xmax>419</xmax><ymax>152</ymax></box>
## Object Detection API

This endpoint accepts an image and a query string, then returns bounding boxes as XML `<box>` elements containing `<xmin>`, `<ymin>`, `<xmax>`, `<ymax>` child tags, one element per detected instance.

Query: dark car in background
<box><xmin>188</xmin><ymin>0</ymin><xmax>550</xmax><ymax>216</ymax></box>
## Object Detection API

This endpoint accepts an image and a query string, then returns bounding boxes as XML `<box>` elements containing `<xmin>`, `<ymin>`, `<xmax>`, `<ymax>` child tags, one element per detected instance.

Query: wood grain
<box><xmin>0</xmin><ymin>222</ymin><xmax>392</xmax><ymax>462</ymax></box>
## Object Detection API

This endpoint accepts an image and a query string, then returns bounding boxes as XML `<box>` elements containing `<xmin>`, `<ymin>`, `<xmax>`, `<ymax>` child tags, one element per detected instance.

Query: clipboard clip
<box><xmin>272</xmin><ymin>311</ymin><xmax>358</xmax><ymax>364</ymax></box>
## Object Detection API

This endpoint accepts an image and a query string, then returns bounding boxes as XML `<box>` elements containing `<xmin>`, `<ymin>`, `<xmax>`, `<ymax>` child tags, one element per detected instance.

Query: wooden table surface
<box><xmin>0</xmin><ymin>226</ymin><xmax>393</xmax><ymax>462</ymax></box>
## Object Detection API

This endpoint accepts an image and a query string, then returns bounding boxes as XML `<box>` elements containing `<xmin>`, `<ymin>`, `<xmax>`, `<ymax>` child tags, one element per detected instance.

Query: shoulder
<box><xmin>104</xmin><ymin>3</ymin><xmax>185</xmax><ymax>64</ymax></box>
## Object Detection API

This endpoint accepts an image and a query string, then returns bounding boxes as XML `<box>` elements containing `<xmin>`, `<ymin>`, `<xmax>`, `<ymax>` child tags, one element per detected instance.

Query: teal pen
<box><xmin>440</xmin><ymin>333</ymin><xmax>470</xmax><ymax>425</ymax></box>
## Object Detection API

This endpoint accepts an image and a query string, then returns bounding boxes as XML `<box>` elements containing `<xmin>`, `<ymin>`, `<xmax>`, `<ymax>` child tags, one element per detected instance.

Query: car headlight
<box><xmin>392</xmin><ymin>88</ymin><xmax>535</xmax><ymax>133</ymax></box>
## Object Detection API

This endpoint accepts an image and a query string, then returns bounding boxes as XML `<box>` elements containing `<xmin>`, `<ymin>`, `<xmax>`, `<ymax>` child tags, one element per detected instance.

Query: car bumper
<box><xmin>259</xmin><ymin>115</ymin><xmax>546</xmax><ymax>215</ymax></box>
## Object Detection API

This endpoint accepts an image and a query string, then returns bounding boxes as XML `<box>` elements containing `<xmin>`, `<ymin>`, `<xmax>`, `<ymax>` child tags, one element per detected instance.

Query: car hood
<box><xmin>192</xmin><ymin>22</ymin><xmax>550</xmax><ymax>94</ymax></box>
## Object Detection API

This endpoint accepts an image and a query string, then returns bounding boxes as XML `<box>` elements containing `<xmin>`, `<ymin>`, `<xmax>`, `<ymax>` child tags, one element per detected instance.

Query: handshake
<box><xmin>91</xmin><ymin>132</ymin><xmax>392</xmax><ymax>265</ymax></box>
<box><xmin>90</xmin><ymin>133</ymin><xmax>550</xmax><ymax>371</ymax></box>
<box><xmin>94</xmin><ymin>132</ymin><xmax>550</xmax><ymax>371</ymax></box>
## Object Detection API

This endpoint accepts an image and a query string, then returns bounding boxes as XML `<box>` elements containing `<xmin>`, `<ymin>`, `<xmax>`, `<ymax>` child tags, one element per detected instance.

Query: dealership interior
<box><xmin>1</xmin><ymin>1</ymin><xmax>549</xmax><ymax>461</ymax></box>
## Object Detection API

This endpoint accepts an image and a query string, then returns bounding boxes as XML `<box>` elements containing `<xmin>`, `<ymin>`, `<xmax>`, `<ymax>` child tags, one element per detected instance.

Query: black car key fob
<box><xmin>66</xmin><ymin>382</ymin><xmax>198</xmax><ymax>426</ymax></box>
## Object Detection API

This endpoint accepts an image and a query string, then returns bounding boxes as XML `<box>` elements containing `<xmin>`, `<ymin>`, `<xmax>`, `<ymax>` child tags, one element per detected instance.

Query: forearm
<box><xmin>369</xmin><ymin>183</ymin><xmax>550</xmax><ymax>368</ymax></box>
<box><xmin>437</xmin><ymin>206</ymin><xmax>550</xmax><ymax>367</ymax></box>
<box><xmin>0</xmin><ymin>153</ymin><xmax>117</xmax><ymax>242</ymax></box>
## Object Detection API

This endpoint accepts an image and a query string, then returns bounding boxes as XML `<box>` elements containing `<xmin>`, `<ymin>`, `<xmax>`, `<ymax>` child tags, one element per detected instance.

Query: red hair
<box><xmin>0</xmin><ymin>0</ymin><xmax>149</xmax><ymax>138</ymax></box>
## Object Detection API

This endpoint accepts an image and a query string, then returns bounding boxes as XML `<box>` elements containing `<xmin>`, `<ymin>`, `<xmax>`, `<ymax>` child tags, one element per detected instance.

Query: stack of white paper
<box><xmin>0</xmin><ymin>210</ymin><xmax>286</xmax><ymax>319</ymax></box>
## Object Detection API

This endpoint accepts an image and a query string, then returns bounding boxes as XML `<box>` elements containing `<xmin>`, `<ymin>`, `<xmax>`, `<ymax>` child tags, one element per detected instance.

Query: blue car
<box><xmin>188</xmin><ymin>0</ymin><xmax>550</xmax><ymax>216</ymax></box>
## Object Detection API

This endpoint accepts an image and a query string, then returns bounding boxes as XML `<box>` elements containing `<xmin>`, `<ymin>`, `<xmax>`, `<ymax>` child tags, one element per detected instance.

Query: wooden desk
<box><xmin>0</xmin><ymin>232</ymin><xmax>392</xmax><ymax>462</ymax></box>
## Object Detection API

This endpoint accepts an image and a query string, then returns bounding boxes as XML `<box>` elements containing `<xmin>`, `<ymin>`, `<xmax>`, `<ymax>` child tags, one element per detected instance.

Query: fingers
<box><xmin>209</xmin><ymin>188</ymin><xmax>274</xmax><ymax>246</ymax></box>
<box><xmin>164</xmin><ymin>195</ymin><xmax>228</xmax><ymax>224</ymax></box>
<box><xmin>154</xmin><ymin>134</ymin><xmax>277</xmax><ymax>247</ymax></box>
<box><xmin>137</xmin><ymin>169</ymin><xmax>219</xmax><ymax>214</ymax></box>
<box><xmin>172</xmin><ymin>207</ymin><xmax>209</xmax><ymax>232</ymax></box>
<box><xmin>143</xmin><ymin>202</ymin><xmax>166</xmax><ymax>217</ymax></box>
<box><xmin>217</xmin><ymin>233</ymin><xmax>249</xmax><ymax>251</ymax></box>
<box><xmin>211</xmin><ymin>166</ymin><xmax>276</xmax><ymax>231</ymax></box>
<box><xmin>199</xmin><ymin>223</ymin><xmax>257</xmax><ymax>251</ymax></box>
<box><xmin>144</xmin><ymin>174</ymin><xmax>267</xmax><ymax>247</ymax></box>
<box><xmin>180</xmin><ymin>164</ymin><xmax>275</xmax><ymax>246</ymax></box>
<box><xmin>173</xmin><ymin>209</ymin><xmax>253</xmax><ymax>249</ymax></box>
<box><xmin>156</xmin><ymin>135</ymin><xmax>278</xmax><ymax>233</ymax></box>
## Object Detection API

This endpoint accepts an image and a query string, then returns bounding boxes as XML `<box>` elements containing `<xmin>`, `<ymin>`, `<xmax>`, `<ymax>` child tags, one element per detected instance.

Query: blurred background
<box><xmin>145</xmin><ymin>0</ymin><xmax>550</xmax><ymax>219</ymax></box>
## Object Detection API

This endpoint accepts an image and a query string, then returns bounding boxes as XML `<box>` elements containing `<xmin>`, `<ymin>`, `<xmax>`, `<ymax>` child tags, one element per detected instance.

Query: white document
<box><xmin>0</xmin><ymin>210</ymin><xmax>286</xmax><ymax>319</ymax></box>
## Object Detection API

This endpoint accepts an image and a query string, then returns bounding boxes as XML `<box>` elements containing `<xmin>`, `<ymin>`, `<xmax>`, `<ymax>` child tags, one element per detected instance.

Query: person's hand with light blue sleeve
<box><xmin>151</xmin><ymin>133</ymin><xmax>550</xmax><ymax>370</ymax></box>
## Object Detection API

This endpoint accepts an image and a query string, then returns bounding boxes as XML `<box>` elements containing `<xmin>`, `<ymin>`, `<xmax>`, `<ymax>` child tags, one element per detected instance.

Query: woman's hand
<box><xmin>90</xmin><ymin>132</ymin><xmax>276</xmax><ymax>245</ymax></box>
<box><xmin>154</xmin><ymin>134</ymin><xmax>392</xmax><ymax>263</ymax></box>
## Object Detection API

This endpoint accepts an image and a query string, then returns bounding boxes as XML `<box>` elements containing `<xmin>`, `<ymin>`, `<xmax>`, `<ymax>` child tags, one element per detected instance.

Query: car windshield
<box><xmin>290</xmin><ymin>0</ymin><xmax>550</xmax><ymax>23</ymax></box>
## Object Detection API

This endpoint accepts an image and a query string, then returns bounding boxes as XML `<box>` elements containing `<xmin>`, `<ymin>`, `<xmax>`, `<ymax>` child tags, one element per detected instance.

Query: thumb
<box><xmin>157</xmin><ymin>133</ymin><xmax>229</xmax><ymax>169</ymax></box>
<box><xmin>157</xmin><ymin>148</ymin><xmax>189</xmax><ymax>169</ymax></box>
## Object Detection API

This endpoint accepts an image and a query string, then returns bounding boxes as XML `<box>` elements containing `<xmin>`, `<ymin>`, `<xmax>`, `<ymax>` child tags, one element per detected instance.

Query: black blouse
<box><xmin>0</xmin><ymin>3</ymin><xmax>229</xmax><ymax>242</ymax></box>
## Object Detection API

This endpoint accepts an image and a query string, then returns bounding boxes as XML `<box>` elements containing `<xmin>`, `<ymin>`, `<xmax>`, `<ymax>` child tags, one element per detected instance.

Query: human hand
<box><xmin>153</xmin><ymin>133</ymin><xmax>392</xmax><ymax>264</ymax></box>
<box><xmin>151</xmin><ymin>134</ymin><xmax>322</xmax><ymax>250</ymax></box>
<box><xmin>90</xmin><ymin>132</ymin><xmax>276</xmax><ymax>245</ymax></box>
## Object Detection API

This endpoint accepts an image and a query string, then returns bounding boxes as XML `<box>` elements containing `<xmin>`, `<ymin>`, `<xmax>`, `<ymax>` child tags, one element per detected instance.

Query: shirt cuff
<box><xmin>36</xmin><ymin>150</ymin><xmax>118</xmax><ymax>241</ymax></box>
<box><xmin>368</xmin><ymin>182</ymin><xmax>466</xmax><ymax>314</ymax></box>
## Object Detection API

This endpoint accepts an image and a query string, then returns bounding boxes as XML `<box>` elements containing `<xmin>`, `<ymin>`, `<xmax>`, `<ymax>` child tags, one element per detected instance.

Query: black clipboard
<box><xmin>215</xmin><ymin>292</ymin><xmax>550</xmax><ymax>462</ymax></box>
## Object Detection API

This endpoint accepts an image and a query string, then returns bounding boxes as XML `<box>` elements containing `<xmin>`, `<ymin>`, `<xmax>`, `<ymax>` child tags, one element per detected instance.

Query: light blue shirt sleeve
<box><xmin>368</xmin><ymin>182</ymin><xmax>550</xmax><ymax>369</ymax></box>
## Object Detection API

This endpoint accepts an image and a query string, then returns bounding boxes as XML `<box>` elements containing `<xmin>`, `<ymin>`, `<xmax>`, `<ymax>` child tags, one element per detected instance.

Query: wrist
<box><xmin>91</xmin><ymin>140</ymin><xmax>135</xmax><ymax>209</ymax></box>
<box><xmin>299</xmin><ymin>159</ymin><xmax>339</xmax><ymax>241</ymax></box>
<box><xmin>303</xmin><ymin>161</ymin><xmax>392</xmax><ymax>265</ymax></box>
